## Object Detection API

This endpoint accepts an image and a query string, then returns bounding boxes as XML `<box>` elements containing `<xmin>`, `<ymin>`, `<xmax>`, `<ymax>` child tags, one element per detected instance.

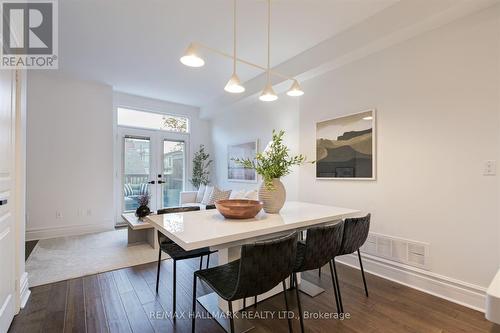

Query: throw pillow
<box><xmin>140</xmin><ymin>183</ymin><xmax>149</xmax><ymax>195</ymax></box>
<box><xmin>201</xmin><ymin>185</ymin><xmax>214</xmax><ymax>205</ymax></box>
<box><xmin>208</xmin><ymin>188</ymin><xmax>232</xmax><ymax>205</ymax></box>
<box><xmin>245</xmin><ymin>190</ymin><xmax>258</xmax><ymax>200</ymax></box>
<box><xmin>229</xmin><ymin>189</ymin><xmax>246</xmax><ymax>199</ymax></box>
<box><xmin>195</xmin><ymin>184</ymin><xmax>206</xmax><ymax>203</ymax></box>
<box><xmin>124</xmin><ymin>184</ymin><xmax>133</xmax><ymax>197</ymax></box>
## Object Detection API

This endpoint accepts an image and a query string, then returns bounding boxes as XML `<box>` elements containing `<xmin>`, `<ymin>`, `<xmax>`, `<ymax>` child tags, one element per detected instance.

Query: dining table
<box><xmin>145</xmin><ymin>201</ymin><xmax>360</xmax><ymax>332</ymax></box>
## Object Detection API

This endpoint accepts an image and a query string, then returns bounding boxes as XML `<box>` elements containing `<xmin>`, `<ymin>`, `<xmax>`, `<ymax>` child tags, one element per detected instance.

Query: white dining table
<box><xmin>146</xmin><ymin>201</ymin><xmax>359</xmax><ymax>332</ymax></box>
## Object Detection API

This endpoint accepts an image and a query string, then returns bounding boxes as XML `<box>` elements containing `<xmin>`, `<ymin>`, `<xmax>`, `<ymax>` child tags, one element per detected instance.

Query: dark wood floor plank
<box><xmin>98</xmin><ymin>271</ymin><xmax>133</xmax><ymax>333</ymax></box>
<box><xmin>112</xmin><ymin>269</ymin><xmax>134</xmax><ymax>294</ymax></box>
<box><xmin>11</xmin><ymin>257</ymin><xmax>493</xmax><ymax>333</ymax></box>
<box><xmin>143</xmin><ymin>300</ymin><xmax>176</xmax><ymax>333</ymax></box>
<box><xmin>119</xmin><ymin>290</ymin><xmax>155</xmax><ymax>333</ymax></box>
<box><xmin>25</xmin><ymin>240</ymin><xmax>39</xmax><ymax>260</ymax></box>
<box><xmin>83</xmin><ymin>275</ymin><xmax>109</xmax><ymax>333</ymax></box>
<box><xmin>125</xmin><ymin>266</ymin><xmax>156</xmax><ymax>304</ymax></box>
<box><xmin>8</xmin><ymin>284</ymin><xmax>51</xmax><ymax>333</ymax></box>
<box><xmin>64</xmin><ymin>278</ymin><xmax>86</xmax><ymax>333</ymax></box>
<box><xmin>41</xmin><ymin>280</ymin><xmax>68</xmax><ymax>333</ymax></box>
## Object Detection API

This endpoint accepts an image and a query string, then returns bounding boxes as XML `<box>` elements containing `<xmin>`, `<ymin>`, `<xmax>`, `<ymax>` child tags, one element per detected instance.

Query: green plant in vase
<box><xmin>233</xmin><ymin>129</ymin><xmax>311</xmax><ymax>213</ymax></box>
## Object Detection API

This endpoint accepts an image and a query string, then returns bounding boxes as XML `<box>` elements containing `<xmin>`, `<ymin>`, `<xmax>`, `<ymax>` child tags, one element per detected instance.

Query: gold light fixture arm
<box><xmin>192</xmin><ymin>42</ymin><xmax>294</xmax><ymax>82</ymax></box>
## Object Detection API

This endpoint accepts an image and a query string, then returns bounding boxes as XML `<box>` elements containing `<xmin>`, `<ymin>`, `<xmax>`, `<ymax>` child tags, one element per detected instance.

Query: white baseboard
<box><xmin>19</xmin><ymin>272</ymin><xmax>30</xmax><ymax>309</ymax></box>
<box><xmin>336</xmin><ymin>253</ymin><xmax>486</xmax><ymax>312</ymax></box>
<box><xmin>26</xmin><ymin>222</ymin><xmax>114</xmax><ymax>241</ymax></box>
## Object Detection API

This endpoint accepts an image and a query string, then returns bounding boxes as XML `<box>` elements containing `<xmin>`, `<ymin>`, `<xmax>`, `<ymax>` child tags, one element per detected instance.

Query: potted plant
<box><xmin>233</xmin><ymin>129</ymin><xmax>310</xmax><ymax>213</ymax></box>
<box><xmin>135</xmin><ymin>194</ymin><xmax>151</xmax><ymax>218</ymax></box>
<box><xmin>190</xmin><ymin>144</ymin><xmax>212</xmax><ymax>189</ymax></box>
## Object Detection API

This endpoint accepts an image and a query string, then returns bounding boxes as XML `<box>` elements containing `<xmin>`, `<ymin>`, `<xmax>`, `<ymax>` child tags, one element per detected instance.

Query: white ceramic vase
<box><xmin>258</xmin><ymin>178</ymin><xmax>286</xmax><ymax>214</ymax></box>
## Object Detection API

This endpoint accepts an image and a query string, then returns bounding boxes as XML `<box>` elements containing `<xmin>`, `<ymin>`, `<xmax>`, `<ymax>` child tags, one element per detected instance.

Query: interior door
<box><xmin>0</xmin><ymin>70</ymin><xmax>16</xmax><ymax>332</ymax></box>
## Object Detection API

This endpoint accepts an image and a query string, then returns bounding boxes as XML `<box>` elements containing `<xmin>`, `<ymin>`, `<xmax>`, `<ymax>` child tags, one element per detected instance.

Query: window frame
<box><xmin>116</xmin><ymin>106</ymin><xmax>191</xmax><ymax>134</ymax></box>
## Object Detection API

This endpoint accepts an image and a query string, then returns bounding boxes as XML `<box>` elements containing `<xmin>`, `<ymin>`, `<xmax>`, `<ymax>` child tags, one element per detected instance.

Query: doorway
<box><xmin>117</xmin><ymin>127</ymin><xmax>189</xmax><ymax>224</ymax></box>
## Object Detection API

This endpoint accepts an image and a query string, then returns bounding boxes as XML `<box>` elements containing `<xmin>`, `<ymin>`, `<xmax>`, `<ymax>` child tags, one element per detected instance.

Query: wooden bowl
<box><xmin>215</xmin><ymin>199</ymin><xmax>264</xmax><ymax>219</ymax></box>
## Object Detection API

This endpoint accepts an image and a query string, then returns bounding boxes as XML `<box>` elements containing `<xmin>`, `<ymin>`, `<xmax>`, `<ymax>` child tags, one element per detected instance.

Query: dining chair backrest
<box><xmin>230</xmin><ymin>232</ymin><xmax>297</xmax><ymax>300</ymax></box>
<box><xmin>339</xmin><ymin>214</ymin><xmax>371</xmax><ymax>255</ymax></box>
<box><xmin>296</xmin><ymin>222</ymin><xmax>344</xmax><ymax>272</ymax></box>
<box><xmin>157</xmin><ymin>206</ymin><xmax>201</xmax><ymax>215</ymax></box>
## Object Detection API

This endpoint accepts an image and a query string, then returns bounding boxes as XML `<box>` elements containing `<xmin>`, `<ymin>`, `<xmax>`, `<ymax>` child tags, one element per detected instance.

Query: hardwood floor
<box><xmin>9</xmin><ymin>254</ymin><xmax>493</xmax><ymax>333</ymax></box>
<box><xmin>25</xmin><ymin>240</ymin><xmax>39</xmax><ymax>260</ymax></box>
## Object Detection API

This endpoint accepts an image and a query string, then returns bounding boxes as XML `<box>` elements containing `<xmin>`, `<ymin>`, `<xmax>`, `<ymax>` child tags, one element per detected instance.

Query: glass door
<box><xmin>158</xmin><ymin>140</ymin><xmax>186</xmax><ymax>209</ymax></box>
<box><xmin>118</xmin><ymin>128</ymin><xmax>188</xmax><ymax>224</ymax></box>
<box><xmin>122</xmin><ymin>135</ymin><xmax>155</xmax><ymax>213</ymax></box>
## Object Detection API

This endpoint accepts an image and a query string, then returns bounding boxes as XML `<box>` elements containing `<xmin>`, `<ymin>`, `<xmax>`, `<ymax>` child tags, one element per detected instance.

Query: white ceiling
<box><xmin>58</xmin><ymin>0</ymin><xmax>398</xmax><ymax>107</ymax></box>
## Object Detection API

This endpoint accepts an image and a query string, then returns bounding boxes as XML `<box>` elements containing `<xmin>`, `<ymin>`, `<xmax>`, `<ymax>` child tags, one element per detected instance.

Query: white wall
<box><xmin>299</xmin><ymin>5</ymin><xmax>500</xmax><ymax>288</ymax></box>
<box><xmin>210</xmin><ymin>5</ymin><xmax>500</xmax><ymax>308</ymax></box>
<box><xmin>26</xmin><ymin>73</ymin><xmax>114</xmax><ymax>240</ymax></box>
<box><xmin>211</xmin><ymin>97</ymin><xmax>300</xmax><ymax>199</ymax></box>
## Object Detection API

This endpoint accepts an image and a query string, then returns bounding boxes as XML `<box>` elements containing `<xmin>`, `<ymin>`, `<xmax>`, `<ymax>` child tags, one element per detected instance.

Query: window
<box><xmin>117</xmin><ymin>107</ymin><xmax>189</xmax><ymax>133</ymax></box>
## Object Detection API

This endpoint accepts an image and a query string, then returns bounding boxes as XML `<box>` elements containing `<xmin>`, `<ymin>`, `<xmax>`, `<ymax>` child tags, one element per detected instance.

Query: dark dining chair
<box><xmin>155</xmin><ymin>206</ymin><xmax>214</xmax><ymax>317</ymax></box>
<box><xmin>332</xmin><ymin>213</ymin><xmax>371</xmax><ymax>313</ymax></box>
<box><xmin>292</xmin><ymin>222</ymin><xmax>344</xmax><ymax>333</ymax></box>
<box><xmin>192</xmin><ymin>232</ymin><xmax>298</xmax><ymax>333</ymax></box>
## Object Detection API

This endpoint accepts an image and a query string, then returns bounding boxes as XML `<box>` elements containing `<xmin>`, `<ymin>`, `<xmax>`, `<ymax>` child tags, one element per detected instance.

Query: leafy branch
<box><xmin>190</xmin><ymin>145</ymin><xmax>212</xmax><ymax>188</ymax></box>
<box><xmin>233</xmin><ymin>130</ymin><xmax>312</xmax><ymax>190</ymax></box>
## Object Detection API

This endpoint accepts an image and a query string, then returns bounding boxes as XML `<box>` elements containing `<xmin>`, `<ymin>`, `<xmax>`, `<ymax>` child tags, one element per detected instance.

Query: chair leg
<box><xmin>318</xmin><ymin>266</ymin><xmax>321</xmax><ymax>277</ymax></box>
<box><xmin>243</xmin><ymin>297</ymin><xmax>246</xmax><ymax>310</ymax></box>
<box><xmin>358</xmin><ymin>249</ymin><xmax>369</xmax><ymax>297</ymax></box>
<box><xmin>328</xmin><ymin>260</ymin><xmax>341</xmax><ymax>314</ymax></box>
<box><xmin>206</xmin><ymin>253</ymin><xmax>210</xmax><ymax>269</ymax></box>
<box><xmin>254</xmin><ymin>296</ymin><xmax>258</xmax><ymax>309</ymax></box>
<box><xmin>282</xmin><ymin>281</ymin><xmax>293</xmax><ymax>333</ymax></box>
<box><xmin>228</xmin><ymin>301</ymin><xmax>235</xmax><ymax>333</ymax></box>
<box><xmin>199</xmin><ymin>256</ymin><xmax>203</xmax><ymax>270</ymax></box>
<box><xmin>332</xmin><ymin>259</ymin><xmax>344</xmax><ymax>313</ymax></box>
<box><xmin>192</xmin><ymin>275</ymin><xmax>197</xmax><ymax>333</ymax></box>
<box><xmin>293</xmin><ymin>273</ymin><xmax>304</xmax><ymax>333</ymax></box>
<box><xmin>173</xmin><ymin>260</ymin><xmax>177</xmax><ymax>318</ymax></box>
<box><xmin>156</xmin><ymin>248</ymin><xmax>162</xmax><ymax>294</ymax></box>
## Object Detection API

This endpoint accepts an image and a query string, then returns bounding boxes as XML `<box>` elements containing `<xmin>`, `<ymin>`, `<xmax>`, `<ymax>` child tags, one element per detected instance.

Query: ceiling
<box><xmin>58</xmin><ymin>0</ymin><xmax>399</xmax><ymax>107</ymax></box>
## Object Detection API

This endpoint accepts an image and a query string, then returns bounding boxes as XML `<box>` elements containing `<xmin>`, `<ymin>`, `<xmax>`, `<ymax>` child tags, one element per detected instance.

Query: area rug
<box><xmin>26</xmin><ymin>228</ymin><xmax>159</xmax><ymax>287</ymax></box>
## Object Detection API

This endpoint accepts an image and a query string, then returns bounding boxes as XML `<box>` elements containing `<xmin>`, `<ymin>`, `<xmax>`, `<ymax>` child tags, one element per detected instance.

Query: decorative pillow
<box><xmin>195</xmin><ymin>184</ymin><xmax>206</xmax><ymax>203</ymax></box>
<box><xmin>229</xmin><ymin>189</ymin><xmax>246</xmax><ymax>199</ymax></box>
<box><xmin>245</xmin><ymin>190</ymin><xmax>258</xmax><ymax>200</ymax></box>
<box><xmin>140</xmin><ymin>183</ymin><xmax>149</xmax><ymax>195</ymax></box>
<box><xmin>201</xmin><ymin>185</ymin><xmax>214</xmax><ymax>205</ymax></box>
<box><xmin>124</xmin><ymin>184</ymin><xmax>133</xmax><ymax>197</ymax></box>
<box><xmin>208</xmin><ymin>188</ymin><xmax>231</xmax><ymax>205</ymax></box>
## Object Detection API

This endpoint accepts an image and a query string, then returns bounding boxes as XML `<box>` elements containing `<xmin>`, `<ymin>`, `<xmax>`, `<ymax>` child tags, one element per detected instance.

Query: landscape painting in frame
<box><xmin>316</xmin><ymin>110</ymin><xmax>376</xmax><ymax>179</ymax></box>
<box><xmin>227</xmin><ymin>141</ymin><xmax>258</xmax><ymax>182</ymax></box>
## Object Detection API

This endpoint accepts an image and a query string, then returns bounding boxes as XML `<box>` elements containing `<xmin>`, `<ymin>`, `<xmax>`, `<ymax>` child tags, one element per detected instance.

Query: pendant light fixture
<box><xmin>224</xmin><ymin>0</ymin><xmax>245</xmax><ymax>93</ymax></box>
<box><xmin>180</xmin><ymin>43</ymin><xmax>205</xmax><ymax>67</ymax></box>
<box><xmin>181</xmin><ymin>0</ymin><xmax>304</xmax><ymax>101</ymax></box>
<box><xmin>259</xmin><ymin>0</ymin><xmax>278</xmax><ymax>102</ymax></box>
<box><xmin>286</xmin><ymin>79</ymin><xmax>304</xmax><ymax>97</ymax></box>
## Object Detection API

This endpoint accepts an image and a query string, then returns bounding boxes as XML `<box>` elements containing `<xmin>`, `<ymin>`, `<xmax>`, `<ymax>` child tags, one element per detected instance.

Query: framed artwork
<box><xmin>316</xmin><ymin>109</ymin><xmax>376</xmax><ymax>180</ymax></box>
<box><xmin>227</xmin><ymin>140</ymin><xmax>258</xmax><ymax>183</ymax></box>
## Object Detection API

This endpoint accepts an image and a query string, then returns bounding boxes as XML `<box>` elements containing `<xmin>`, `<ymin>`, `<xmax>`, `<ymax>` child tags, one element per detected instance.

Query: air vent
<box><xmin>360</xmin><ymin>233</ymin><xmax>429</xmax><ymax>270</ymax></box>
